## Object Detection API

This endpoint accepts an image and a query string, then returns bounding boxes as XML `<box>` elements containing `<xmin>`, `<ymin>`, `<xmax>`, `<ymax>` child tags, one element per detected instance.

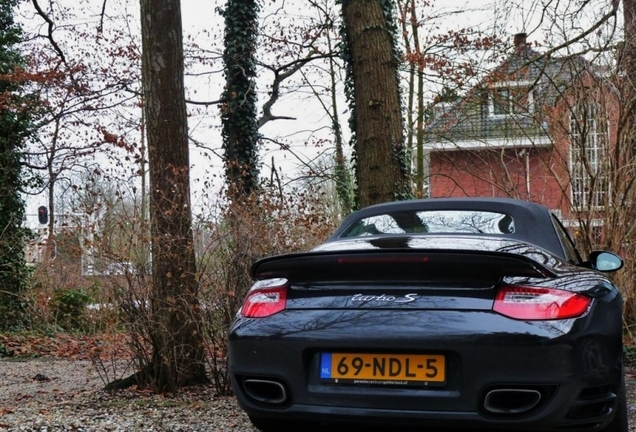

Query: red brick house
<box><xmin>425</xmin><ymin>33</ymin><xmax>619</xmax><ymax>225</ymax></box>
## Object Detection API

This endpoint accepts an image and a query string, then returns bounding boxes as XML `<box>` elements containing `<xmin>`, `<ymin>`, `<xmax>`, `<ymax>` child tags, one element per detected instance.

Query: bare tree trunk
<box><xmin>410</xmin><ymin>0</ymin><xmax>425</xmax><ymax>197</ymax></box>
<box><xmin>341</xmin><ymin>0</ymin><xmax>411</xmax><ymax>208</ymax></box>
<box><xmin>326</xmin><ymin>22</ymin><xmax>354</xmax><ymax>215</ymax></box>
<box><xmin>139</xmin><ymin>0</ymin><xmax>206</xmax><ymax>392</ymax></box>
<box><xmin>397</xmin><ymin>0</ymin><xmax>415</xmax><ymax>165</ymax></box>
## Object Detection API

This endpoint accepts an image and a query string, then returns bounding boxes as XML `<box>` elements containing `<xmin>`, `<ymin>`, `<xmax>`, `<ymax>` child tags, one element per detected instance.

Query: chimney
<box><xmin>513</xmin><ymin>32</ymin><xmax>528</xmax><ymax>52</ymax></box>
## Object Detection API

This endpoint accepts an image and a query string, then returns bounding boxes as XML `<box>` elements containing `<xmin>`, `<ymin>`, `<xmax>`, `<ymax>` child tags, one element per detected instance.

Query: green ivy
<box><xmin>380</xmin><ymin>0</ymin><xmax>412</xmax><ymax>201</ymax></box>
<box><xmin>0</xmin><ymin>0</ymin><xmax>39</xmax><ymax>330</ymax></box>
<box><xmin>336</xmin><ymin>2</ymin><xmax>358</xmax><ymax>209</ymax></box>
<box><xmin>218</xmin><ymin>0</ymin><xmax>261</xmax><ymax>198</ymax></box>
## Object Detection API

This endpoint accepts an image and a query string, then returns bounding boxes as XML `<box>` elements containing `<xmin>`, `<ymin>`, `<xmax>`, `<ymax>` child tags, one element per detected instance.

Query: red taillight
<box><xmin>240</xmin><ymin>279</ymin><xmax>288</xmax><ymax>318</ymax></box>
<box><xmin>493</xmin><ymin>286</ymin><xmax>591</xmax><ymax>320</ymax></box>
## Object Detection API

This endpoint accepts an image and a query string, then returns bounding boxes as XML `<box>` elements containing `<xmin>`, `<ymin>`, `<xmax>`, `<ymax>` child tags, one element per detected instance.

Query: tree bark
<box><xmin>139</xmin><ymin>0</ymin><xmax>206</xmax><ymax>391</ymax></box>
<box><xmin>341</xmin><ymin>0</ymin><xmax>411</xmax><ymax>208</ymax></box>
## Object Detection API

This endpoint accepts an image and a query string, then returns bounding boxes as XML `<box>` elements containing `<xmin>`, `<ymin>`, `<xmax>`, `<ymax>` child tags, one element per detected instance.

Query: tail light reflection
<box><xmin>240</xmin><ymin>278</ymin><xmax>288</xmax><ymax>318</ymax></box>
<box><xmin>494</xmin><ymin>286</ymin><xmax>591</xmax><ymax>320</ymax></box>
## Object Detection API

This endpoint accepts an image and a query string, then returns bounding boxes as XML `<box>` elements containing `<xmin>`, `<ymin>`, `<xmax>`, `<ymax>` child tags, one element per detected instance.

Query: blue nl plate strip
<box><xmin>320</xmin><ymin>353</ymin><xmax>332</xmax><ymax>378</ymax></box>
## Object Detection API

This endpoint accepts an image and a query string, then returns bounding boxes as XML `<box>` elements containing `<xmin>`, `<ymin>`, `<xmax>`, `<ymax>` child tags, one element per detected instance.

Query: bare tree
<box><xmin>24</xmin><ymin>0</ymin><xmax>142</xmax><ymax>241</ymax></box>
<box><xmin>135</xmin><ymin>0</ymin><xmax>206</xmax><ymax>391</ymax></box>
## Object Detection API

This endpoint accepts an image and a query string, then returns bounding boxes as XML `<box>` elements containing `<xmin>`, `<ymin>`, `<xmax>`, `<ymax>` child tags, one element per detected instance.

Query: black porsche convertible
<box><xmin>229</xmin><ymin>197</ymin><xmax>627</xmax><ymax>431</ymax></box>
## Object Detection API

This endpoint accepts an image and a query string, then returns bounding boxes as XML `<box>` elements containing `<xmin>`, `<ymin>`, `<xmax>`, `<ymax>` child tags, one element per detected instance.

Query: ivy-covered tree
<box><xmin>220</xmin><ymin>0</ymin><xmax>260</xmax><ymax>199</ymax></box>
<box><xmin>0</xmin><ymin>0</ymin><xmax>37</xmax><ymax>330</ymax></box>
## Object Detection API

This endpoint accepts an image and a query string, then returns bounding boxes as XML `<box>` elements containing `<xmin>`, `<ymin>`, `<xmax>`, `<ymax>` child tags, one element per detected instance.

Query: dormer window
<box><xmin>488</xmin><ymin>82</ymin><xmax>535</xmax><ymax>117</ymax></box>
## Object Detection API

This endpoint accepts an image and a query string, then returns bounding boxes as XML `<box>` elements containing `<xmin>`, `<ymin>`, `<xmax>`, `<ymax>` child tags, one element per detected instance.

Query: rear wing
<box><xmin>252</xmin><ymin>249</ymin><xmax>558</xmax><ymax>284</ymax></box>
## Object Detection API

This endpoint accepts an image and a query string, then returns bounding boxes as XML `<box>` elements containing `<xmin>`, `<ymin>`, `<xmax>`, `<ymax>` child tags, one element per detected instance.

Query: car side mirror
<box><xmin>589</xmin><ymin>251</ymin><xmax>623</xmax><ymax>272</ymax></box>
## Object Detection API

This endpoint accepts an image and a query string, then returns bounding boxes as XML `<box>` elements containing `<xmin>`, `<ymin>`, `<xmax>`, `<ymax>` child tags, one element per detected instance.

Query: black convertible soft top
<box><xmin>329</xmin><ymin>197</ymin><xmax>566</xmax><ymax>258</ymax></box>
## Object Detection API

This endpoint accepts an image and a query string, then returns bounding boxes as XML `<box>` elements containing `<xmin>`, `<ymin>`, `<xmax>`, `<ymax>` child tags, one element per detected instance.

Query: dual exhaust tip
<box><xmin>242</xmin><ymin>378</ymin><xmax>546</xmax><ymax>416</ymax></box>
<box><xmin>243</xmin><ymin>378</ymin><xmax>290</xmax><ymax>406</ymax></box>
<box><xmin>482</xmin><ymin>388</ymin><xmax>543</xmax><ymax>416</ymax></box>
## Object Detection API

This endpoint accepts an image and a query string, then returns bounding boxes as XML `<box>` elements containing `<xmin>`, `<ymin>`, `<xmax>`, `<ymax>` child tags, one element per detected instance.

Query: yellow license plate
<box><xmin>320</xmin><ymin>353</ymin><xmax>445</xmax><ymax>385</ymax></box>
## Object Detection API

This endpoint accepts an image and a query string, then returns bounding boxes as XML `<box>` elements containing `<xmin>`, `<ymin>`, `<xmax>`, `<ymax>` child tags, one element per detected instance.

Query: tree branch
<box><xmin>98</xmin><ymin>0</ymin><xmax>108</xmax><ymax>33</ymax></box>
<box><xmin>185</xmin><ymin>98</ymin><xmax>225</xmax><ymax>106</ymax></box>
<box><xmin>257</xmin><ymin>55</ymin><xmax>332</xmax><ymax>128</ymax></box>
<box><xmin>31</xmin><ymin>0</ymin><xmax>67</xmax><ymax>65</ymax></box>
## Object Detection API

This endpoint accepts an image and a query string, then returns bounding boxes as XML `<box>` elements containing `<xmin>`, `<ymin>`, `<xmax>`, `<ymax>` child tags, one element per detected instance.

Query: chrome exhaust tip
<box><xmin>483</xmin><ymin>388</ymin><xmax>542</xmax><ymax>414</ymax></box>
<box><xmin>243</xmin><ymin>378</ymin><xmax>289</xmax><ymax>405</ymax></box>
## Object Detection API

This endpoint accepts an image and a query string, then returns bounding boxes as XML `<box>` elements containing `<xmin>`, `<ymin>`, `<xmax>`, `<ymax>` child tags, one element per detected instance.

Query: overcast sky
<box><xmin>20</xmin><ymin>0</ymin><xmax>619</xmax><ymax>227</ymax></box>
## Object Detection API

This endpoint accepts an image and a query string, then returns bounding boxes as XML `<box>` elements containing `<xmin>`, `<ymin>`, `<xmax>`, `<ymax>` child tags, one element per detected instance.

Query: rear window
<box><xmin>340</xmin><ymin>210</ymin><xmax>515</xmax><ymax>238</ymax></box>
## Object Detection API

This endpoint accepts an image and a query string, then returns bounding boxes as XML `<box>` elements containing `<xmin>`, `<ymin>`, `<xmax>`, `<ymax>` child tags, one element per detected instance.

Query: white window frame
<box><xmin>488</xmin><ymin>80</ymin><xmax>535</xmax><ymax>118</ymax></box>
<box><xmin>568</xmin><ymin>102</ymin><xmax>609</xmax><ymax>210</ymax></box>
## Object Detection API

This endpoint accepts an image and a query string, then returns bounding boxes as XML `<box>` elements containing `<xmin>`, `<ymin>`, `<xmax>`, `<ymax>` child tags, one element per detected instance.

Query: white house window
<box><xmin>489</xmin><ymin>83</ymin><xmax>535</xmax><ymax>117</ymax></box>
<box><xmin>569</xmin><ymin>102</ymin><xmax>609</xmax><ymax>209</ymax></box>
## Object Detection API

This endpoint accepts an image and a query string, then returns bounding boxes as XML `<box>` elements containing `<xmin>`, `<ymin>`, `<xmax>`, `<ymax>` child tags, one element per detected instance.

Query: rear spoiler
<box><xmin>251</xmin><ymin>249</ymin><xmax>557</xmax><ymax>283</ymax></box>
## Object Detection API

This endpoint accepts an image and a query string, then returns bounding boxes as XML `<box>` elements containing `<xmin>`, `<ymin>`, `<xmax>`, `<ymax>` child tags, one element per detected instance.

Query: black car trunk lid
<box><xmin>252</xmin><ymin>249</ymin><xmax>557</xmax><ymax>311</ymax></box>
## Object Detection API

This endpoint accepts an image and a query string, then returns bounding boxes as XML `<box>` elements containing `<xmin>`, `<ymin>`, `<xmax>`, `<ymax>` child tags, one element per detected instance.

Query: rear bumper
<box><xmin>229</xmin><ymin>307</ymin><xmax>623</xmax><ymax>431</ymax></box>
<box><xmin>238</xmin><ymin>402</ymin><xmax>619</xmax><ymax>431</ymax></box>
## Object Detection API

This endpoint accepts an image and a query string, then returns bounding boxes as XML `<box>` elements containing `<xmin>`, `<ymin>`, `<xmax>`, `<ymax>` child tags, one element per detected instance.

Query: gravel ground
<box><xmin>0</xmin><ymin>358</ymin><xmax>635</xmax><ymax>431</ymax></box>
<box><xmin>0</xmin><ymin>358</ymin><xmax>255</xmax><ymax>432</ymax></box>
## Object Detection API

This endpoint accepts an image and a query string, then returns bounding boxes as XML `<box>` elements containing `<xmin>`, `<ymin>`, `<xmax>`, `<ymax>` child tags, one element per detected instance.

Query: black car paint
<box><xmin>230</xmin><ymin>298</ymin><xmax>622</xmax><ymax>429</ymax></box>
<box><xmin>229</xmin><ymin>198</ymin><xmax>624</xmax><ymax>431</ymax></box>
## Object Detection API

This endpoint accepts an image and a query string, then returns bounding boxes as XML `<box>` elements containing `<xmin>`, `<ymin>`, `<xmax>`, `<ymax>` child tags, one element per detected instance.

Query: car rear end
<box><xmin>228</xmin><ymin>239</ymin><xmax>623</xmax><ymax>431</ymax></box>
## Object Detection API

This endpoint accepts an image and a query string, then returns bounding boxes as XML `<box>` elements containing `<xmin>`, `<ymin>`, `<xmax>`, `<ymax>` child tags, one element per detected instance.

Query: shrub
<box><xmin>50</xmin><ymin>288</ymin><xmax>92</xmax><ymax>331</ymax></box>
<box><xmin>195</xmin><ymin>184</ymin><xmax>339</xmax><ymax>394</ymax></box>
<box><xmin>108</xmin><ymin>183</ymin><xmax>340</xmax><ymax>394</ymax></box>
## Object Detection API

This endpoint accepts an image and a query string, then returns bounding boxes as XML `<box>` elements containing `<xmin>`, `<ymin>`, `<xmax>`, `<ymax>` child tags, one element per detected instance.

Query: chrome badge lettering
<box><xmin>351</xmin><ymin>293</ymin><xmax>418</xmax><ymax>303</ymax></box>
